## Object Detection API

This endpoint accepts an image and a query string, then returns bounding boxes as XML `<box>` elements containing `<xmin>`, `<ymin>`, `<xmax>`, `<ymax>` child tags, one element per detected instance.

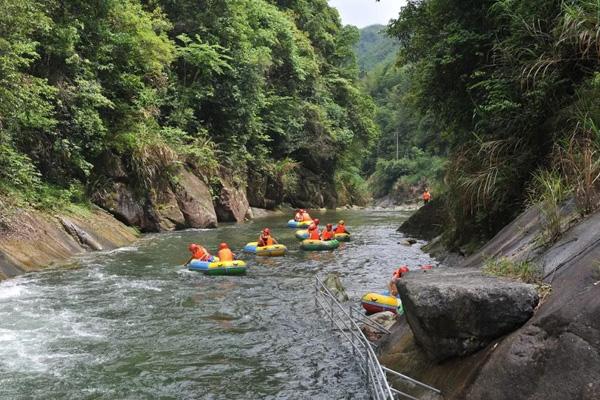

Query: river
<box><xmin>0</xmin><ymin>209</ymin><xmax>436</xmax><ymax>399</ymax></box>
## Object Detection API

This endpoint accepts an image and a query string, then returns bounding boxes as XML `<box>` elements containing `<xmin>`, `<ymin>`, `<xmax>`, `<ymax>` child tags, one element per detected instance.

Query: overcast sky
<box><xmin>328</xmin><ymin>0</ymin><xmax>406</xmax><ymax>28</ymax></box>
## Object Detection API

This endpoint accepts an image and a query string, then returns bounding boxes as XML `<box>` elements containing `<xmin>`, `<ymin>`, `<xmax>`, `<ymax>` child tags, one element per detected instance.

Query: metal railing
<box><xmin>314</xmin><ymin>275</ymin><xmax>442</xmax><ymax>400</ymax></box>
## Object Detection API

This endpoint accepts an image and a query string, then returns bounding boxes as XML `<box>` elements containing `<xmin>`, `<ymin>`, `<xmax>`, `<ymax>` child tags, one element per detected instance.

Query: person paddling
<box><xmin>185</xmin><ymin>243</ymin><xmax>213</xmax><ymax>266</ymax></box>
<box><xmin>334</xmin><ymin>220</ymin><xmax>349</xmax><ymax>234</ymax></box>
<box><xmin>217</xmin><ymin>243</ymin><xmax>235</xmax><ymax>262</ymax></box>
<box><xmin>258</xmin><ymin>228</ymin><xmax>278</xmax><ymax>247</ymax></box>
<box><xmin>321</xmin><ymin>223</ymin><xmax>335</xmax><ymax>241</ymax></box>
<box><xmin>389</xmin><ymin>266</ymin><xmax>409</xmax><ymax>296</ymax></box>
<box><xmin>308</xmin><ymin>223</ymin><xmax>320</xmax><ymax>240</ymax></box>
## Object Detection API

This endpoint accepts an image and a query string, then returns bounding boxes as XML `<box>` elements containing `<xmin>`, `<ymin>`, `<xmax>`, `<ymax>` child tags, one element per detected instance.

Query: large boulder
<box><xmin>464</xmin><ymin>209</ymin><xmax>600</xmax><ymax>400</ymax></box>
<box><xmin>246</xmin><ymin>170</ymin><xmax>280</xmax><ymax>209</ymax></box>
<box><xmin>95</xmin><ymin>182</ymin><xmax>161</xmax><ymax>232</ymax></box>
<box><xmin>397</xmin><ymin>197</ymin><xmax>447</xmax><ymax>241</ymax></box>
<box><xmin>214</xmin><ymin>173</ymin><xmax>251</xmax><ymax>223</ymax></box>
<box><xmin>153</xmin><ymin>187</ymin><xmax>186</xmax><ymax>231</ymax></box>
<box><xmin>173</xmin><ymin>170</ymin><xmax>218</xmax><ymax>228</ymax></box>
<box><xmin>397</xmin><ymin>268</ymin><xmax>539</xmax><ymax>361</ymax></box>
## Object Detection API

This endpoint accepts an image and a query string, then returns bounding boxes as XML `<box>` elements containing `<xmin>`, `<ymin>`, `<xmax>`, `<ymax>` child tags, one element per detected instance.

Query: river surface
<box><xmin>0</xmin><ymin>209</ymin><xmax>436</xmax><ymax>399</ymax></box>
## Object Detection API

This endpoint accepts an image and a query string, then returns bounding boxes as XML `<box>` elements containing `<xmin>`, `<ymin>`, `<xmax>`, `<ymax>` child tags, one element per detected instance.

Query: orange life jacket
<box><xmin>302</xmin><ymin>213</ymin><xmax>312</xmax><ymax>222</ymax></box>
<box><xmin>258</xmin><ymin>235</ymin><xmax>274</xmax><ymax>247</ymax></box>
<box><xmin>217</xmin><ymin>248</ymin><xmax>234</xmax><ymax>262</ymax></box>
<box><xmin>334</xmin><ymin>225</ymin><xmax>346</xmax><ymax>234</ymax></box>
<box><xmin>423</xmin><ymin>191</ymin><xmax>431</xmax><ymax>201</ymax></box>
<box><xmin>322</xmin><ymin>229</ymin><xmax>334</xmax><ymax>241</ymax></box>
<box><xmin>309</xmin><ymin>229</ymin><xmax>320</xmax><ymax>240</ymax></box>
<box><xmin>192</xmin><ymin>246</ymin><xmax>210</xmax><ymax>261</ymax></box>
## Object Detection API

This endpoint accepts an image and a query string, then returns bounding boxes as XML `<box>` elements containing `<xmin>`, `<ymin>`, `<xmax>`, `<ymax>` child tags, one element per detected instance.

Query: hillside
<box><xmin>356</xmin><ymin>24</ymin><xmax>399</xmax><ymax>73</ymax></box>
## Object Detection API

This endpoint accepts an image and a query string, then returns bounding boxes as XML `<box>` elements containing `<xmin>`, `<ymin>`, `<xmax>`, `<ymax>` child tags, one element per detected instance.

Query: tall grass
<box><xmin>528</xmin><ymin>169</ymin><xmax>571</xmax><ymax>243</ymax></box>
<box><xmin>558</xmin><ymin>128</ymin><xmax>600</xmax><ymax>216</ymax></box>
<box><xmin>483</xmin><ymin>257</ymin><xmax>542</xmax><ymax>284</ymax></box>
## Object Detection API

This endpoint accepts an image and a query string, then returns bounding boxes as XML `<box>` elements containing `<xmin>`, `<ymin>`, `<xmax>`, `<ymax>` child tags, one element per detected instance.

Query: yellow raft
<box><xmin>334</xmin><ymin>233</ymin><xmax>350</xmax><ymax>242</ymax></box>
<box><xmin>243</xmin><ymin>242</ymin><xmax>287</xmax><ymax>257</ymax></box>
<box><xmin>360</xmin><ymin>292</ymin><xmax>401</xmax><ymax>314</ymax></box>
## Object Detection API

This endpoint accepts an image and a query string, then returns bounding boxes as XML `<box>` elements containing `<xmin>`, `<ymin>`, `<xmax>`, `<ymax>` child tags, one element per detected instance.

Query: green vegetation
<box><xmin>528</xmin><ymin>170</ymin><xmax>571</xmax><ymax>244</ymax></box>
<box><xmin>483</xmin><ymin>258</ymin><xmax>541</xmax><ymax>285</ymax></box>
<box><xmin>355</xmin><ymin>25</ymin><xmax>399</xmax><ymax>74</ymax></box>
<box><xmin>385</xmin><ymin>0</ymin><xmax>600</xmax><ymax>248</ymax></box>
<box><xmin>357</xmin><ymin>27</ymin><xmax>446</xmax><ymax>202</ymax></box>
<box><xmin>0</xmin><ymin>0</ymin><xmax>377</xmax><ymax>212</ymax></box>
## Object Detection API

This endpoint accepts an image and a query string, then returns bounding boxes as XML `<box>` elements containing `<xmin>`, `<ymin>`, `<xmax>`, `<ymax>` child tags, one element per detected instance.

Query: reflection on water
<box><xmin>0</xmin><ymin>209</ymin><xmax>436</xmax><ymax>399</ymax></box>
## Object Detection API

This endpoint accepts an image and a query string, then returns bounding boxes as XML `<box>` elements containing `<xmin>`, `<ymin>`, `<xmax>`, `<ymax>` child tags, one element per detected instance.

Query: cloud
<box><xmin>329</xmin><ymin>0</ymin><xmax>406</xmax><ymax>28</ymax></box>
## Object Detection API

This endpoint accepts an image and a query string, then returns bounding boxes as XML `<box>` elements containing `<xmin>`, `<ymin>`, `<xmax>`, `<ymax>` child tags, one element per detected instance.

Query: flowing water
<box><xmin>0</xmin><ymin>209</ymin><xmax>436</xmax><ymax>400</ymax></box>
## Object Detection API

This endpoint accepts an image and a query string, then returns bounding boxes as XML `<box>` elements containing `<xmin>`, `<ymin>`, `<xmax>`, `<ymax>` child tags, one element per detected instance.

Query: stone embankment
<box><xmin>384</xmin><ymin>202</ymin><xmax>600</xmax><ymax>400</ymax></box>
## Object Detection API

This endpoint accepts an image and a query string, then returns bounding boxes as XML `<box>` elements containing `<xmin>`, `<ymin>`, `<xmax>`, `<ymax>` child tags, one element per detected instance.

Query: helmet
<box><xmin>338</xmin><ymin>220</ymin><xmax>345</xmax><ymax>225</ymax></box>
<box><xmin>314</xmin><ymin>218</ymin><xmax>320</xmax><ymax>225</ymax></box>
<box><xmin>218</xmin><ymin>243</ymin><xmax>228</xmax><ymax>250</ymax></box>
<box><xmin>308</xmin><ymin>224</ymin><xmax>316</xmax><ymax>230</ymax></box>
<box><xmin>188</xmin><ymin>243</ymin><xmax>198</xmax><ymax>252</ymax></box>
<box><xmin>399</xmin><ymin>266</ymin><xmax>410</xmax><ymax>274</ymax></box>
<box><xmin>327</xmin><ymin>223</ymin><xmax>333</xmax><ymax>229</ymax></box>
<box><xmin>263</xmin><ymin>228</ymin><xmax>270</xmax><ymax>235</ymax></box>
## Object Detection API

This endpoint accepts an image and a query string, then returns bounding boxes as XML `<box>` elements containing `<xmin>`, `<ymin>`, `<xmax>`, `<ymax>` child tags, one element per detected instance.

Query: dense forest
<box><xmin>356</xmin><ymin>25</ymin><xmax>446</xmax><ymax>203</ymax></box>
<box><xmin>385</xmin><ymin>0</ymin><xmax>600</xmax><ymax>250</ymax></box>
<box><xmin>0</xmin><ymin>0</ymin><xmax>377</xmax><ymax>220</ymax></box>
<box><xmin>2</xmin><ymin>0</ymin><xmax>599</xmax><ymax>250</ymax></box>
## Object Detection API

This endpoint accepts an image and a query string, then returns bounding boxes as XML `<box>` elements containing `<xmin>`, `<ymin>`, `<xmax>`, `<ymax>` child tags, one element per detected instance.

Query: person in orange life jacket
<box><xmin>217</xmin><ymin>243</ymin><xmax>235</xmax><ymax>262</ymax></box>
<box><xmin>389</xmin><ymin>266</ymin><xmax>410</xmax><ymax>296</ymax></box>
<box><xmin>294</xmin><ymin>209</ymin><xmax>303</xmax><ymax>222</ymax></box>
<box><xmin>321</xmin><ymin>223</ymin><xmax>335</xmax><ymax>241</ymax></box>
<box><xmin>334</xmin><ymin>220</ymin><xmax>349</xmax><ymax>234</ymax></box>
<box><xmin>422</xmin><ymin>188</ymin><xmax>431</xmax><ymax>204</ymax></box>
<box><xmin>258</xmin><ymin>228</ymin><xmax>278</xmax><ymax>247</ymax></box>
<box><xmin>308</xmin><ymin>223</ymin><xmax>321</xmax><ymax>240</ymax></box>
<box><xmin>185</xmin><ymin>243</ymin><xmax>212</xmax><ymax>266</ymax></box>
<box><xmin>301</xmin><ymin>209</ymin><xmax>312</xmax><ymax>221</ymax></box>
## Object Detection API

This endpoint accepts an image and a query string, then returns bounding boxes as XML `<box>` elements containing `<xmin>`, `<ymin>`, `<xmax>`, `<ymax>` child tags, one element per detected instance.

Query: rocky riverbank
<box><xmin>0</xmin><ymin>158</ymin><xmax>353</xmax><ymax>281</ymax></box>
<box><xmin>386</xmin><ymin>202</ymin><xmax>600</xmax><ymax>399</ymax></box>
<box><xmin>0</xmin><ymin>206</ymin><xmax>138</xmax><ymax>280</ymax></box>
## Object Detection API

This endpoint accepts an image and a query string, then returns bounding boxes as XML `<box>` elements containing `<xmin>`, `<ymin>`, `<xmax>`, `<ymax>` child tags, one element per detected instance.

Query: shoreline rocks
<box><xmin>397</xmin><ymin>268</ymin><xmax>539</xmax><ymax>361</ymax></box>
<box><xmin>0</xmin><ymin>206</ymin><xmax>138</xmax><ymax>280</ymax></box>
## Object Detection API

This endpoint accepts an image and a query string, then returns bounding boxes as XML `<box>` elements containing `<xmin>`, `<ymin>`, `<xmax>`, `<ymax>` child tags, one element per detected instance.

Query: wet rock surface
<box><xmin>214</xmin><ymin>173</ymin><xmax>251</xmax><ymax>223</ymax></box>
<box><xmin>172</xmin><ymin>170</ymin><xmax>218</xmax><ymax>228</ymax></box>
<box><xmin>0</xmin><ymin>207</ymin><xmax>137</xmax><ymax>279</ymax></box>
<box><xmin>397</xmin><ymin>198</ymin><xmax>447</xmax><ymax>241</ymax></box>
<box><xmin>323</xmin><ymin>272</ymin><xmax>349</xmax><ymax>302</ymax></box>
<box><xmin>397</xmin><ymin>268</ymin><xmax>539</xmax><ymax>361</ymax></box>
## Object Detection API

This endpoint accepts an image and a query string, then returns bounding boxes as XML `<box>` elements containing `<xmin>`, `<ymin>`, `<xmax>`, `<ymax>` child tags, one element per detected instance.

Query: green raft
<box><xmin>300</xmin><ymin>239</ymin><xmax>340</xmax><ymax>251</ymax></box>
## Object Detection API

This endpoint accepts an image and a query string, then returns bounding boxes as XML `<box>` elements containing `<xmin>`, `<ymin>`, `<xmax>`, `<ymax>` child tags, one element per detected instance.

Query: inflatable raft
<box><xmin>300</xmin><ymin>239</ymin><xmax>340</xmax><ymax>251</ymax></box>
<box><xmin>243</xmin><ymin>242</ymin><xmax>287</xmax><ymax>257</ymax></box>
<box><xmin>334</xmin><ymin>233</ymin><xmax>350</xmax><ymax>242</ymax></box>
<box><xmin>294</xmin><ymin>229</ymin><xmax>309</xmax><ymax>240</ymax></box>
<box><xmin>188</xmin><ymin>259</ymin><xmax>247</xmax><ymax>276</ymax></box>
<box><xmin>361</xmin><ymin>292</ymin><xmax>402</xmax><ymax>314</ymax></box>
<box><xmin>287</xmin><ymin>219</ymin><xmax>313</xmax><ymax>228</ymax></box>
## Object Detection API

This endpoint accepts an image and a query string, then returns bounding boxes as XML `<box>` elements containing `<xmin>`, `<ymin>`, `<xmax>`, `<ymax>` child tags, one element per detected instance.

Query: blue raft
<box><xmin>287</xmin><ymin>219</ymin><xmax>313</xmax><ymax>228</ymax></box>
